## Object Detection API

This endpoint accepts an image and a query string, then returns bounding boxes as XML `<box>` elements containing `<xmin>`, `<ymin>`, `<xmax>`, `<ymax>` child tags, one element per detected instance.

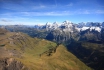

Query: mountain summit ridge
<box><xmin>34</xmin><ymin>21</ymin><xmax>104</xmax><ymax>32</ymax></box>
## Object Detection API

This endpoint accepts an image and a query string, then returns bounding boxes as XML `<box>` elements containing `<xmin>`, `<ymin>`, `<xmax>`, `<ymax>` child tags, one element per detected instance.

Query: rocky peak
<box><xmin>51</xmin><ymin>22</ymin><xmax>59</xmax><ymax>30</ymax></box>
<box><xmin>63</xmin><ymin>20</ymin><xmax>71</xmax><ymax>24</ymax></box>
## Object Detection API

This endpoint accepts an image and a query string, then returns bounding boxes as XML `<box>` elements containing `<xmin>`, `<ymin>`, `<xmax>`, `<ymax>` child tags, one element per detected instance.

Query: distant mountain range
<box><xmin>34</xmin><ymin>21</ymin><xmax>104</xmax><ymax>32</ymax></box>
<box><xmin>1</xmin><ymin>21</ymin><xmax>104</xmax><ymax>43</ymax></box>
<box><xmin>32</xmin><ymin>21</ymin><xmax>104</xmax><ymax>43</ymax></box>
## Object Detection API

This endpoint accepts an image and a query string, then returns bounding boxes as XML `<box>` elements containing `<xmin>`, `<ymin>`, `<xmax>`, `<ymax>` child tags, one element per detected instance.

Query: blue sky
<box><xmin>0</xmin><ymin>0</ymin><xmax>104</xmax><ymax>25</ymax></box>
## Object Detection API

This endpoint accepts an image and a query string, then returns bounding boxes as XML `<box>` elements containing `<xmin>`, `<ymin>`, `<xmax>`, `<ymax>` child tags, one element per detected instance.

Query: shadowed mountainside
<box><xmin>67</xmin><ymin>40</ymin><xmax>104</xmax><ymax>70</ymax></box>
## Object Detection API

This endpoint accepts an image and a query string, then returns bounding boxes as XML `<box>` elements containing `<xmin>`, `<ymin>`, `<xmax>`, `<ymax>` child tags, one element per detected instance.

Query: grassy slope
<box><xmin>0</xmin><ymin>30</ymin><xmax>92</xmax><ymax>70</ymax></box>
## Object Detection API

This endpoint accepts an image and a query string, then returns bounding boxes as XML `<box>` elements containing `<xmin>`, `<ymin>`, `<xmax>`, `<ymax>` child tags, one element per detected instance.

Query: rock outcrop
<box><xmin>0</xmin><ymin>58</ymin><xmax>27</xmax><ymax>70</ymax></box>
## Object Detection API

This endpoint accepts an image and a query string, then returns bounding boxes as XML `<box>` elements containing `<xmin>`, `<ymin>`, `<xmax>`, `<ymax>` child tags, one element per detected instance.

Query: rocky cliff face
<box><xmin>0</xmin><ymin>58</ymin><xmax>27</xmax><ymax>70</ymax></box>
<box><xmin>46</xmin><ymin>29</ymin><xmax>80</xmax><ymax>44</ymax></box>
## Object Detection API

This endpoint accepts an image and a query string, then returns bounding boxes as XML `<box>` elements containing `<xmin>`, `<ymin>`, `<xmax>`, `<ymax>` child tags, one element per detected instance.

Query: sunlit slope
<box><xmin>0</xmin><ymin>28</ymin><xmax>92</xmax><ymax>70</ymax></box>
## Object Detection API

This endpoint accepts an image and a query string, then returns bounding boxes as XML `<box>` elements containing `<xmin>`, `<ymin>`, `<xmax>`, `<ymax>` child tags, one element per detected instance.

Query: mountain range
<box><xmin>34</xmin><ymin>21</ymin><xmax>104</xmax><ymax>32</ymax></box>
<box><xmin>32</xmin><ymin>21</ymin><xmax>104</xmax><ymax>43</ymax></box>
<box><xmin>0</xmin><ymin>21</ymin><xmax>104</xmax><ymax>70</ymax></box>
<box><xmin>0</xmin><ymin>28</ymin><xmax>92</xmax><ymax>70</ymax></box>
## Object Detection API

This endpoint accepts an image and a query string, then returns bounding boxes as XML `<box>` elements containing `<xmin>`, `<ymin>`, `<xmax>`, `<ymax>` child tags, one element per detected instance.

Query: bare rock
<box><xmin>0</xmin><ymin>58</ymin><xmax>28</xmax><ymax>70</ymax></box>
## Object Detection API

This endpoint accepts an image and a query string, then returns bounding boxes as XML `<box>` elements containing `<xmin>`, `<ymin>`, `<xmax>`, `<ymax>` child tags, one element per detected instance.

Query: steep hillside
<box><xmin>0</xmin><ymin>28</ymin><xmax>92</xmax><ymax>70</ymax></box>
<box><xmin>67</xmin><ymin>40</ymin><xmax>104</xmax><ymax>70</ymax></box>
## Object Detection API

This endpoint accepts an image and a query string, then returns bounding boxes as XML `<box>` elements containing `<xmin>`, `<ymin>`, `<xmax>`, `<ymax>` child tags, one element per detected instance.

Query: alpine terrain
<box><xmin>0</xmin><ymin>28</ymin><xmax>92</xmax><ymax>70</ymax></box>
<box><xmin>0</xmin><ymin>21</ymin><xmax>104</xmax><ymax>70</ymax></box>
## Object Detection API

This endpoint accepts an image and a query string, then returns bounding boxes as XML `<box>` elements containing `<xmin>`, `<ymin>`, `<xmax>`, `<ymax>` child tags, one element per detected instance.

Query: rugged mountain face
<box><xmin>3</xmin><ymin>21</ymin><xmax>104</xmax><ymax>43</ymax></box>
<box><xmin>44</xmin><ymin>21</ymin><xmax>103</xmax><ymax>45</ymax></box>
<box><xmin>101</xmin><ymin>28</ymin><xmax>104</xmax><ymax>41</ymax></box>
<box><xmin>0</xmin><ymin>28</ymin><xmax>92</xmax><ymax>70</ymax></box>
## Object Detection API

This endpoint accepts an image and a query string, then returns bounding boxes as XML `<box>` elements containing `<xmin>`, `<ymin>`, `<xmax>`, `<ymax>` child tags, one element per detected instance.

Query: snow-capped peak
<box><xmin>94</xmin><ymin>27</ymin><xmax>101</xmax><ymax>32</ymax></box>
<box><xmin>34</xmin><ymin>21</ymin><xmax>103</xmax><ymax>32</ymax></box>
<box><xmin>46</xmin><ymin>22</ymin><xmax>51</xmax><ymax>25</ymax></box>
<box><xmin>63</xmin><ymin>20</ymin><xmax>72</xmax><ymax>24</ymax></box>
<box><xmin>81</xmin><ymin>27</ymin><xmax>89</xmax><ymax>31</ymax></box>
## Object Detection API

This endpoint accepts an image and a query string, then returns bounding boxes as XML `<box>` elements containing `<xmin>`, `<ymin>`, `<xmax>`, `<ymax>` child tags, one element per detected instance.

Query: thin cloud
<box><xmin>1</xmin><ymin>9</ymin><xmax>104</xmax><ymax>17</ymax></box>
<box><xmin>1</xmin><ymin>19</ymin><xmax>13</xmax><ymax>22</ymax></box>
<box><xmin>96</xmin><ymin>10</ymin><xmax>104</xmax><ymax>14</ymax></box>
<box><xmin>33</xmin><ymin>4</ymin><xmax>46</xmax><ymax>9</ymax></box>
<box><xmin>20</xmin><ymin>11</ymin><xmax>73</xmax><ymax>16</ymax></box>
<box><xmin>66</xmin><ymin>3</ymin><xmax>73</xmax><ymax>6</ymax></box>
<box><xmin>40</xmin><ymin>5</ymin><xmax>46</xmax><ymax>8</ymax></box>
<box><xmin>76</xmin><ymin>10</ymin><xmax>90</xmax><ymax>14</ymax></box>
